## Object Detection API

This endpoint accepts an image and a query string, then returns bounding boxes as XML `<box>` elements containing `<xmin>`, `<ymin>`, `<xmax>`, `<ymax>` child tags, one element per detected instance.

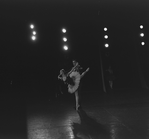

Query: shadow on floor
<box><xmin>71</xmin><ymin>108</ymin><xmax>110</xmax><ymax>139</ymax></box>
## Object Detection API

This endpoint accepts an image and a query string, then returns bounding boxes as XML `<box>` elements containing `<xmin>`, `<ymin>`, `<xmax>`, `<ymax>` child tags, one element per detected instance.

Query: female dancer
<box><xmin>68</xmin><ymin>60</ymin><xmax>89</xmax><ymax>111</ymax></box>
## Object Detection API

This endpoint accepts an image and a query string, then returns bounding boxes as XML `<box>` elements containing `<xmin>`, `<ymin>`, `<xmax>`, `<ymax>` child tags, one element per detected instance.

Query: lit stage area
<box><xmin>27</xmin><ymin>89</ymin><xmax>149</xmax><ymax>139</ymax></box>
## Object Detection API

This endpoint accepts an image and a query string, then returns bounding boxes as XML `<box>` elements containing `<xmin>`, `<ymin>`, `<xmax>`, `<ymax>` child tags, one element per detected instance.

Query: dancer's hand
<box><xmin>86</xmin><ymin>67</ymin><xmax>90</xmax><ymax>72</ymax></box>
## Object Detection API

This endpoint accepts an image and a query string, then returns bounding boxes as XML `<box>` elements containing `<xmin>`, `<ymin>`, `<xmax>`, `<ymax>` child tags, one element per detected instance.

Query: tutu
<box><xmin>66</xmin><ymin>76</ymin><xmax>74</xmax><ymax>86</ymax></box>
<box><xmin>68</xmin><ymin>71</ymin><xmax>81</xmax><ymax>94</ymax></box>
<box><xmin>68</xmin><ymin>83</ymin><xmax>79</xmax><ymax>94</ymax></box>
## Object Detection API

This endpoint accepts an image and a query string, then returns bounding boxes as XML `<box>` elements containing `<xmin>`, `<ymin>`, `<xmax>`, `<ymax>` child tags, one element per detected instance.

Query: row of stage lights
<box><xmin>30</xmin><ymin>24</ymin><xmax>37</xmax><ymax>41</ymax></box>
<box><xmin>60</xmin><ymin>27</ymin><xmax>110</xmax><ymax>51</ymax></box>
<box><xmin>103</xmin><ymin>27</ymin><xmax>109</xmax><ymax>48</ymax></box>
<box><xmin>61</xmin><ymin>27</ymin><xmax>110</xmax><ymax>51</ymax></box>
<box><xmin>28</xmin><ymin>24</ymin><xmax>146</xmax><ymax>47</ymax></box>
<box><xmin>61</xmin><ymin>28</ymin><xmax>68</xmax><ymax>51</ymax></box>
<box><xmin>139</xmin><ymin>25</ymin><xmax>145</xmax><ymax>46</ymax></box>
<box><xmin>103</xmin><ymin>25</ymin><xmax>146</xmax><ymax>48</ymax></box>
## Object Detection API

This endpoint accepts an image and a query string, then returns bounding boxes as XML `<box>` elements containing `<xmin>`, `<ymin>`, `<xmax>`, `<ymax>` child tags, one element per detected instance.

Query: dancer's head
<box><xmin>72</xmin><ymin>60</ymin><xmax>82</xmax><ymax>72</ymax></box>
<box><xmin>72</xmin><ymin>60</ymin><xmax>78</xmax><ymax>66</ymax></box>
<box><xmin>60</xmin><ymin>69</ymin><xmax>65</xmax><ymax>74</ymax></box>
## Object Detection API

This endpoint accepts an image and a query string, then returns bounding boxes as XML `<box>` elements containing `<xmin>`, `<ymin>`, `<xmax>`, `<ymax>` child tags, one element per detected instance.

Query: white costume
<box><xmin>68</xmin><ymin>71</ymin><xmax>81</xmax><ymax>94</ymax></box>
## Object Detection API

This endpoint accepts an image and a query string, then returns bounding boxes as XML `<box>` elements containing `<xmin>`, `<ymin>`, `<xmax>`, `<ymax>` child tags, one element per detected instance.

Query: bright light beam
<box><xmin>140</xmin><ymin>33</ymin><xmax>144</xmax><ymax>37</ymax></box>
<box><xmin>140</xmin><ymin>25</ymin><xmax>143</xmax><ymax>29</ymax></box>
<box><xmin>141</xmin><ymin>42</ymin><xmax>145</xmax><ymax>46</ymax></box>
<box><xmin>63</xmin><ymin>45</ymin><xmax>68</xmax><ymax>50</ymax></box>
<box><xmin>31</xmin><ymin>36</ymin><xmax>36</xmax><ymax>41</ymax></box>
<box><xmin>62</xmin><ymin>28</ymin><xmax>66</xmax><ymax>33</ymax></box>
<box><xmin>104</xmin><ymin>35</ymin><xmax>108</xmax><ymax>39</ymax></box>
<box><xmin>105</xmin><ymin>43</ymin><xmax>109</xmax><ymax>48</ymax></box>
<box><xmin>63</xmin><ymin>37</ymin><xmax>67</xmax><ymax>42</ymax></box>
<box><xmin>30</xmin><ymin>24</ymin><xmax>34</xmax><ymax>29</ymax></box>
<box><xmin>104</xmin><ymin>27</ymin><xmax>108</xmax><ymax>31</ymax></box>
<box><xmin>32</xmin><ymin>31</ymin><xmax>36</xmax><ymax>35</ymax></box>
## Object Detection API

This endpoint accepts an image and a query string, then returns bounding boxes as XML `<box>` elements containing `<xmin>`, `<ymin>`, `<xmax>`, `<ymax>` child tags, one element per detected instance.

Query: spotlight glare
<box><xmin>63</xmin><ymin>37</ymin><xmax>67</xmax><ymax>42</ymax></box>
<box><xmin>32</xmin><ymin>31</ymin><xmax>36</xmax><ymax>35</ymax></box>
<box><xmin>31</xmin><ymin>35</ymin><xmax>36</xmax><ymax>41</ymax></box>
<box><xmin>104</xmin><ymin>35</ymin><xmax>108</xmax><ymax>39</ymax></box>
<box><xmin>104</xmin><ymin>27</ymin><xmax>108</xmax><ymax>31</ymax></box>
<box><xmin>63</xmin><ymin>45</ymin><xmax>68</xmax><ymax>50</ymax></box>
<box><xmin>141</xmin><ymin>42</ymin><xmax>145</xmax><ymax>46</ymax></box>
<box><xmin>140</xmin><ymin>25</ymin><xmax>143</xmax><ymax>29</ymax></box>
<box><xmin>140</xmin><ymin>33</ymin><xmax>144</xmax><ymax>37</ymax></box>
<box><xmin>30</xmin><ymin>24</ymin><xmax>34</xmax><ymax>29</ymax></box>
<box><xmin>105</xmin><ymin>43</ymin><xmax>109</xmax><ymax>48</ymax></box>
<box><xmin>62</xmin><ymin>28</ymin><xmax>66</xmax><ymax>33</ymax></box>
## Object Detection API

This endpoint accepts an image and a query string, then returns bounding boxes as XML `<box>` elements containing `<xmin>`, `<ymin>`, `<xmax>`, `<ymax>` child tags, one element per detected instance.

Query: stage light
<box><xmin>140</xmin><ymin>33</ymin><xmax>144</xmax><ymax>37</ymax></box>
<box><xmin>63</xmin><ymin>37</ymin><xmax>67</xmax><ymax>42</ymax></box>
<box><xmin>31</xmin><ymin>36</ymin><xmax>36</xmax><ymax>41</ymax></box>
<box><xmin>104</xmin><ymin>43</ymin><xmax>109</xmax><ymax>48</ymax></box>
<box><xmin>104</xmin><ymin>27</ymin><xmax>108</xmax><ymax>31</ymax></box>
<box><xmin>62</xmin><ymin>28</ymin><xmax>66</xmax><ymax>33</ymax></box>
<box><xmin>63</xmin><ymin>45</ymin><xmax>68</xmax><ymax>50</ymax></box>
<box><xmin>30</xmin><ymin>24</ymin><xmax>34</xmax><ymax>29</ymax></box>
<box><xmin>140</xmin><ymin>25</ymin><xmax>143</xmax><ymax>29</ymax></box>
<box><xmin>32</xmin><ymin>31</ymin><xmax>36</xmax><ymax>35</ymax></box>
<box><xmin>141</xmin><ymin>42</ymin><xmax>145</xmax><ymax>46</ymax></box>
<box><xmin>104</xmin><ymin>35</ymin><xmax>108</xmax><ymax>39</ymax></box>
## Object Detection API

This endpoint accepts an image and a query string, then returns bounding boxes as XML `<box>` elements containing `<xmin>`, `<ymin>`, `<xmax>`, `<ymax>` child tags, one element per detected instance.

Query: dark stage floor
<box><xmin>26</xmin><ymin>88</ymin><xmax>149</xmax><ymax>139</ymax></box>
